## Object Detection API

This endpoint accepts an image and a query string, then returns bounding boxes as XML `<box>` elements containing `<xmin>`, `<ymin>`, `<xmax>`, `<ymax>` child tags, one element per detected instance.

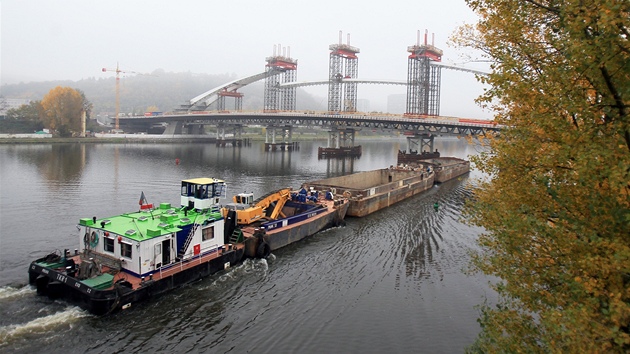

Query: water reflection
<box><xmin>324</xmin><ymin>157</ymin><xmax>357</xmax><ymax>175</ymax></box>
<box><xmin>7</xmin><ymin>144</ymin><xmax>87</xmax><ymax>188</ymax></box>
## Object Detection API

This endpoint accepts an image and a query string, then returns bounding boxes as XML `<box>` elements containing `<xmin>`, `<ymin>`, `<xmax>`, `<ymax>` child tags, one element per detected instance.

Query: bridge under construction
<box><xmin>115</xmin><ymin>30</ymin><xmax>495</xmax><ymax>157</ymax></box>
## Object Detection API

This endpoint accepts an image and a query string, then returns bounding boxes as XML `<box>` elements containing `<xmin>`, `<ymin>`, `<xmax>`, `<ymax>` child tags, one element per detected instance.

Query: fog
<box><xmin>1</xmin><ymin>0</ymin><xmax>493</xmax><ymax>118</ymax></box>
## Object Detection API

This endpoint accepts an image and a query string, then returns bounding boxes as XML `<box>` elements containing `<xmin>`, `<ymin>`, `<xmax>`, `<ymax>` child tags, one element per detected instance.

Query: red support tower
<box><xmin>328</xmin><ymin>31</ymin><xmax>360</xmax><ymax>113</ymax></box>
<box><xmin>264</xmin><ymin>46</ymin><xmax>298</xmax><ymax>112</ymax></box>
<box><xmin>217</xmin><ymin>89</ymin><xmax>244</xmax><ymax>111</ymax></box>
<box><xmin>406</xmin><ymin>30</ymin><xmax>443</xmax><ymax>117</ymax></box>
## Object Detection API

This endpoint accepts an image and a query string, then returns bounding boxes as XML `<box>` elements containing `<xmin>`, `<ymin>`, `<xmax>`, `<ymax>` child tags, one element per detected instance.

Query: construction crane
<box><xmin>101</xmin><ymin>63</ymin><xmax>139</xmax><ymax>130</ymax></box>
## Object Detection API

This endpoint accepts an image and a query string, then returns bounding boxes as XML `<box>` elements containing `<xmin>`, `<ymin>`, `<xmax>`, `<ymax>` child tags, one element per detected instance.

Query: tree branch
<box><xmin>522</xmin><ymin>0</ymin><xmax>560</xmax><ymax>14</ymax></box>
<box><xmin>600</xmin><ymin>65</ymin><xmax>629</xmax><ymax>151</ymax></box>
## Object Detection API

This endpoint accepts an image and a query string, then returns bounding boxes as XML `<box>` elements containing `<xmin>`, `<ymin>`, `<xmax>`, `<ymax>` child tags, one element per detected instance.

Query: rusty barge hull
<box><xmin>304</xmin><ymin>169</ymin><xmax>434</xmax><ymax>217</ymax></box>
<box><xmin>423</xmin><ymin>157</ymin><xmax>471</xmax><ymax>183</ymax></box>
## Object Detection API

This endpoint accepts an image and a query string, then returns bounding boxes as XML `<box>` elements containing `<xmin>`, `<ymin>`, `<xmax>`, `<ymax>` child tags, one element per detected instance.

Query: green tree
<box><xmin>77</xmin><ymin>89</ymin><xmax>93</xmax><ymax>120</ymax></box>
<box><xmin>453</xmin><ymin>0</ymin><xmax>630</xmax><ymax>352</ymax></box>
<box><xmin>1</xmin><ymin>101</ymin><xmax>44</xmax><ymax>133</ymax></box>
<box><xmin>6</xmin><ymin>101</ymin><xmax>43</xmax><ymax>123</ymax></box>
<box><xmin>40</xmin><ymin>86</ymin><xmax>84</xmax><ymax>136</ymax></box>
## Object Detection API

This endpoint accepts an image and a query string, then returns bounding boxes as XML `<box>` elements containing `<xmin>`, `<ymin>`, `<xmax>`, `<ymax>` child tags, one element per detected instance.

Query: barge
<box><xmin>304</xmin><ymin>157</ymin><xmax>470</xmax><ymax>217</ymax></box>
<box><xmin>423</xmin><ymin>157</ymin><xmax>470</xmax><ymax>183</ymax></box>
<box><xmin>223</xmin><ymin>188</ymin><xmax>349</xmax><ymax>258</ymax></box>
<box><xmin>303</xmin><ymin>166</ymin><xmax>434</xmax><ymax>217</ymax></box>
<box><xmin>28</xmin><ymin>178</ymin><xmax>245</xmax><ymax>315</ymax></box>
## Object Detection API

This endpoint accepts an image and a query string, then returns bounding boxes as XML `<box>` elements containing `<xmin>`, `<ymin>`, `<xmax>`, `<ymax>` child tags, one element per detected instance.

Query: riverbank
<box><xmin>0</xmin><ymin>137</ymin><xmax>214</xmax><ymax>144</ymax></box>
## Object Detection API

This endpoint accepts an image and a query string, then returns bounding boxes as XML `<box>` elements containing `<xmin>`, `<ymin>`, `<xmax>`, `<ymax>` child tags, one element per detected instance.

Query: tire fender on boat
<box><xmin>256</xmin><ymin>241</ymin><xmax>271</xmax><ymax>259</ymax></box>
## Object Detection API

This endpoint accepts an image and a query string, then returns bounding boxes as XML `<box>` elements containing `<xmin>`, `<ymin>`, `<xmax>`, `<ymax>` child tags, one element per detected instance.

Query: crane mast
<box><xmin>101</xmin><ymin>63</ymin><xmax>137</xmax><ymax>130</ymax></box>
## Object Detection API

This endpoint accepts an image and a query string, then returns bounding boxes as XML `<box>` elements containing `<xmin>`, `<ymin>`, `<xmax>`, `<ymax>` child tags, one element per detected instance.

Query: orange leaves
<box><xmin>460</xmin><ymin>0</ymin><xmax>630</xmax><ymax>351</ymax></box>
<box><xmin>40</xmin><ymin>86</ymin><xmax>84</xmax><ymax>135</ymax></box>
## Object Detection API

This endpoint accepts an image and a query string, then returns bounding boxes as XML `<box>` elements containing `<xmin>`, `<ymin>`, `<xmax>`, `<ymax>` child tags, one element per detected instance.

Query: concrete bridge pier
<box><xmin>319</xmin><ymin>127</ymin><xmax>361</xmax><ymax>158</ymax></box>
<box><xmin>265</xmin><ymin>125</ymin><xmax>298</xmax><ymax>151</ymax></box>
<box><xmin>405</xmin><ymin>134</ymin><xmax>436</xmax><ymax>153</ymax></box>
<box><xmin>163</xmin><ymin>122</ymin><xmax>183</xmax><ymax>135</ymax></box>
<box><xmin>216</xmin><ymin>124</ymin><xmax>247</xmax><ymax>147</ymax></box>
<box><xmin>327</xmin><ymin>127</ymin><xmax>340</xmax><ymax>148</ymax></box>
<box><xmin>398</xmin><ymin>133</ymin><xmax>440</xmax><ymax>163</ymax></box>
<box><xmin>186</xmin><ymin>123</ymin><xmax>205</xmax><ymax>135</ymax></box>
<box><xmin>339</xmin><ymin>128</ymin><xmax>356</xmax><ymax>147</ymax></box>
<box><xmin>325</xmin><ymin>127</ymin><xmax>357</xmax><ymax>148</ymax></box>
<box><xmin>217</xmin><ymin>125</ymin><xmax>226</xmax><ymax>140</ymax></box>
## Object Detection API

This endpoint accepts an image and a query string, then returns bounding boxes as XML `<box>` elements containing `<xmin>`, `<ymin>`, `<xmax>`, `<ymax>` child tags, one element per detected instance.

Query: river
<box><xmin>0</xmin><ymin>137</ymin><xmax>495</xmax><ymax>353</ymax></box>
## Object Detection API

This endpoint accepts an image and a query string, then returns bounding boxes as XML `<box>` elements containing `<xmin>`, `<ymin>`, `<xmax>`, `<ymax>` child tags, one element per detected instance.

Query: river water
<box><xmin>0</xmin><ymin>138</ymin><xmax>495</xmax><ymax>353</ymax></box>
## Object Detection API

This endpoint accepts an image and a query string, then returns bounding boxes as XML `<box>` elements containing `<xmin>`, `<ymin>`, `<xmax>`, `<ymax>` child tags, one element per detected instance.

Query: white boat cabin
<box><xmin>78</xmin><ymin>178</ymin><xmax>228</xmax><ymax>278</ymax></box>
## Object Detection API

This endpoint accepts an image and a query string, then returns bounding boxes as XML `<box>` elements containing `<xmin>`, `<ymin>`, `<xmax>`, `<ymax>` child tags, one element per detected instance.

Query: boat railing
<box><xmin>158</xmin><ymin>243</ymin><xmax>221</xmax><ymax>279</ymax></box>
<box><xmin>83</xmin><ymin>249</ymin><xmax>122</xmax><ymax>272</ymax></box>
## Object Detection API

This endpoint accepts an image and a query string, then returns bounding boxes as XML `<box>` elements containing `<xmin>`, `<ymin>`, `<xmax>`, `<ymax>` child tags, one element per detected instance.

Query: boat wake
<box><xmin>199</xmin><ymin>258</ymin><xmax>270</xmax><ymax>291</ymax></box>
<box><xmin>0</xmin><ymin>307</ymin><xmax>88</xmax><ymax>345</ymax></box>
<box><xmin>0</xmin><ymin>285</ymin><xmax>35</xmax><ymax>301</ymax></box>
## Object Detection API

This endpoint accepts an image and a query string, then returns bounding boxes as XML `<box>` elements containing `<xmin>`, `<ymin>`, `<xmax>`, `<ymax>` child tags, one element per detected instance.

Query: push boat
<box><xmin>28</xmin><ymin>178</ymin><xmax>245</xmax><ymax>315</ymax></box>
<box><xmin>222</xmin><ymin>187</ymin><xmax>350</xmax><ymax>258</ymax></box>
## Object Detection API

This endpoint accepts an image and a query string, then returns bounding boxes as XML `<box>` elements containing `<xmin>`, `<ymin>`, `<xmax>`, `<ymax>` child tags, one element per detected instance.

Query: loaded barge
<box><xmin>223</xmin><ymin>188</ymin><xmax>349</xmax><ymax>258</ymax></box>
<box><xmin>304</xmin><ymin>157</ymin><xmax>470</xmax><ymax>217</ymax></box>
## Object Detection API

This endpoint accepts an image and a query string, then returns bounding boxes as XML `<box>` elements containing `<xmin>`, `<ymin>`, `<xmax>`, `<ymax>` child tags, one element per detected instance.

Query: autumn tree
<box><xmin>40</xmin><ymin>86</ymin><xmax>85</xmax><ymax>137</ymax></box>
<box><xmin>452</xmin><ymin>0</ymin><xmax>630</xmax><ymax>352</ymax></box>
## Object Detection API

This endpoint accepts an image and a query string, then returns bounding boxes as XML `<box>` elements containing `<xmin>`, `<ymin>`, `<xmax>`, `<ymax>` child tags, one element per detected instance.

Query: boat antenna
<box><xmin>132</xmin><ymin>218</ymin><xmax>145</xmax><ymax>238</ymax></box>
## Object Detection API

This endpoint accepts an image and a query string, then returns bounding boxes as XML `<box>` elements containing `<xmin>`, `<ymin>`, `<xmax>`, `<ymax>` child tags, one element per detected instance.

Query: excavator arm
<box><xmin>232</xmin><ymin>188</ymin><xmax>292</xmax><ymax>225</ymax></box>
<box><xmin>268</xmin><ymin>190</ymin><xmax>290</xmax><ymax>219</ymax></box>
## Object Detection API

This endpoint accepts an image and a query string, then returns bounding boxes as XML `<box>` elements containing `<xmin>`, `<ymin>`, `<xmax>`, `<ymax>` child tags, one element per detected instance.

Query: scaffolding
<box><xmin>264</xmin><ymin>46</ymin><xmax>298</xmax><ymax>112</ymax></box>
<box><xmin>406</xmin><ymin>30</ymin><xmax>443</xmax><ymax>116</ymax></box>
<box><xmin>328</xmin><ymin>31</ymin><xmax>360</xmax><ymax>113</ymax></box>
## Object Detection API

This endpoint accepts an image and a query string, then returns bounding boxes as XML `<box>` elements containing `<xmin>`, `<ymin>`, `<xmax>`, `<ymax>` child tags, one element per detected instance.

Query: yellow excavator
<box><xmin>222</xmin><ymin>188</ymin><xmax>292</xmax><ymax>225</ymax></box>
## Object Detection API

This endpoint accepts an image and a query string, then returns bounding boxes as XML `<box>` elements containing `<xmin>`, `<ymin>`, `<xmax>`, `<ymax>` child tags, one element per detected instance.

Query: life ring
<box><xmin>88</xmin><ymin>231</ymin><xmax>99</xmax><ymax>248</ymax></box>
<box><xmin>256</xmin><ymin>241</ymin><xmax>271</xmax><ymax>259</ymax></box>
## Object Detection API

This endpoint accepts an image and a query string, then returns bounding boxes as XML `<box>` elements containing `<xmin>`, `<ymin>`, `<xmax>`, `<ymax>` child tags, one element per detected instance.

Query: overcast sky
<box><xmin>1</xmin><ymin>0</ymin><xmax>493</xmax><ymax>118</ymax></box>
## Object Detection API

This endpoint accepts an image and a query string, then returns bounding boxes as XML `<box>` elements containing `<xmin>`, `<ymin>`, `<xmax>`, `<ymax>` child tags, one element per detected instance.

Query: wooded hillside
<box><xmin>1</xmin><ymin>69</ymin><xmax>324</xmax><ymax>117</ymax></box>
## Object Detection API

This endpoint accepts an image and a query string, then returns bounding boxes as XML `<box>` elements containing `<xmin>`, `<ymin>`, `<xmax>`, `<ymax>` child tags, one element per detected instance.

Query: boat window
<box><xmin>213</xmin><ymin>183</ymin><xmax>226</xmax><ymax>198</ymax></box>
<box><xmin>104</xmin><ymin>237</ymin><xmax>114</xmax><ymax>253</ymax></box>
<box><xmin>181</xmin><ymin>183</ymin><xmax>188</xmax><ymax>197</ymax></box>
<box><xmin>121</xmin><ymin>242</ymin><xmax>132</xmax><ymax>258</ymax></box>
<box><xmin>202</xmin><ymin>226</ymin><xmax>214</xmax><ymax>241</ymax></box>
<box><xmin>196</xmin><ymin>185</ymin><xmax>207</xmax><ymax>199</ymax></box>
